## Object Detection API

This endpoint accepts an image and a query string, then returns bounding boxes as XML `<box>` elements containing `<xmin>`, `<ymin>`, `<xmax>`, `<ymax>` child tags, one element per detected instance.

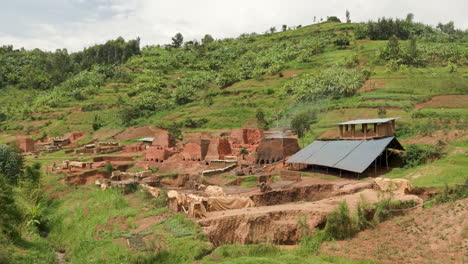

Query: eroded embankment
<box><xmin>249</xmin><ymin>180</ymin><xmax>373</xmax><ymax>206</ymax></box>
<box><xmin>198</xmin><ymin>189</ymin><xmax>422</xmax><ymax>245</ymax></box>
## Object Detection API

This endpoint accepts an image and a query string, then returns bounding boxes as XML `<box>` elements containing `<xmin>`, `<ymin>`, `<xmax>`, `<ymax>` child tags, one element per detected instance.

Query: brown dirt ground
<box><xmin>403</xmin><ymin>129</ymin><xmax>466</xmax><ymax>145</ymax></box>
<box><xmin>92</xmin><ymin>128</ymin><xmax>123</xmax><ymax>140</ymax></box>
<box><xmin>415</xmin><ymin>95</ymin><xmax>468</xmax><ymax>109</ymax></box>
<box><xmin>105</xmin><ymin>83</ymin><xmax>128</xmax><ymax>87</ymax></box>
<box><xmin>133</xmin><ymin>212</ymin><xmax>172</xmax><ymax>232</ymax></box>
<box><xmin>318</xmin><ymin>130</ymin><xmax>340</xmax><ymax>139</ymax></box>
<box><xmin>321</xmin><ymin>198</ymin><xmax>468</xmax><ymax>264</ymax></box>
<box><xmin>267</xmin><ymin>70</ymin><xmax>301</xmax><ymax>79</ymax></box>
<box><xmin>356</xmin><ymin>40</ymin><xmax>375</xmax><ymax>44</ymax></box>
<box><xmin>358</xmin><ymin>79</ymin><xmax>386</xmax><ymax>93</ymax></box>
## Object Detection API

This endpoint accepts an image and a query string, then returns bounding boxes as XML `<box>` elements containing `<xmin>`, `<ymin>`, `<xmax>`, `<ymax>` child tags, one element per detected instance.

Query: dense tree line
<box><xmin>0</xmin><ymin>37</ymin><xmax>140</xmax><ymax>90</ymax></box>
<box><xmin>356</xmin><ymin>16</ymin><xmax>467</xmax><ymax>42</ymax></box>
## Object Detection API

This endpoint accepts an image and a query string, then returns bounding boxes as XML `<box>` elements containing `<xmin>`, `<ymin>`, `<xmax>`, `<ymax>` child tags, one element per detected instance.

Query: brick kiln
<box><xmin>255</xmin><ymin>137</ymin><xmax>300</xmax><ymax>164</ymax></box>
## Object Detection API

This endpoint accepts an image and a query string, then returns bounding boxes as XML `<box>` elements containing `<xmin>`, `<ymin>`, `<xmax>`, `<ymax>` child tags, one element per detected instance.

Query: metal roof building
<box><xmin>286</xmin><ymin>137</ymin><xmax>404</xmax><ymax>173</ymax></box>
<box><xmin>337</xmin><ymin>118</ymin><xmax>399</xmax><ymax>125</ymax></box>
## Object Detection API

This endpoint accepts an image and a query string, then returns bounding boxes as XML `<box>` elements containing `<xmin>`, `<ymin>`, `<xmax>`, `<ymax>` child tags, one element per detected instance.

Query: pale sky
<box><xmin>1</xmin><ymin>0</ymin><xmax>467</xmax><ymax>52</ymax></box>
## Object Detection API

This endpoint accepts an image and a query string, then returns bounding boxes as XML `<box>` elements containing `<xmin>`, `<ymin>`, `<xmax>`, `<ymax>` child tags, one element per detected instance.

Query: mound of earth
<box><xmin>321</xmin><ymin>198</ymin><xmax>468</xmax><ymax>264</ymax></box>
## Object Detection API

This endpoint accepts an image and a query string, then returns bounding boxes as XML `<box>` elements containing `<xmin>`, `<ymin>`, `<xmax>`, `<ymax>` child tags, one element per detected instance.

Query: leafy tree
<box><xmin>381</xmin><ymin>35</ymin><xmax>401</xmax><ymax>60</ymax></box>
<box><xmin>269</xmin><ymin>27</ymin><xmax>277</xmax><ymax>33</ymax></box>
<box><xmin>0</xmin><ymin>145</ymin><xmax>24</xmax><ymax>185</ymax></box>
<box><xmin>256</xmin><ymin>109</ymin><xmax>269</xmax><ymax>129</ymax></box>
<box><xmin>22</xmin><ymin>162</ymin><xmax>41</xmax><ymax>183</ymax></box>
<box><xmin>346</xmin><ymin>10</ymin><xmax>351</xmax><ymax>23</ymax></box>
<box><xmin>105</xmin><ymin>162</ymin><xmax>113</xmax><ymax>175</ymax></box>
<box><xmin>406</xmin><ymin>13</ymin><xmax>414</xmax><ymax>23</ymax></box>
<box><xmin>201</xmin><ymin>34</ymin><xmax>214</xmax><ymax>45</ymax></box>
<box><xmin>282</xmin><ymin>25</ymin><xmax>287</xmax><ymax>32</ymax></box>
<box><xmin>327</xmin><ymin>16</ymin><xmax>341</xmax><ymax>23</ymax></box>
<box><xmin>437</xmin><ymin>21</ymin><xmax>455</xmax><ymax>34</ymax></box>
<box><xmin>0</xmin><ymin>174</ymin><xmax>21</xmax><ymax>240</ymax></box>
<box><xmin>404</xmin><ymin>34</ymin><xmax>419</xmax><ymax>65</ymax></box>
<box><xmin>171</xmin><ymin>33</ymin><xmax>184</xmax><ymax>48</ymax></box>
<box><xmin>92</xmin><ymin>114</ymin><xmax>103</xmax><ymax>131</ymax></box>
<box><xmin>291</xmin><ymin>111</ymin><xmax>316</xmax><ymax>138</ymax></box>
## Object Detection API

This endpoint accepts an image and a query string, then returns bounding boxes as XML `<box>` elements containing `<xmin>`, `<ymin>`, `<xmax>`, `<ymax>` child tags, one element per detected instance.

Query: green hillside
<box><xmin>0</xmin><ymin>18</ymin><xmax>467</xmax><ymax>264</ymax></box>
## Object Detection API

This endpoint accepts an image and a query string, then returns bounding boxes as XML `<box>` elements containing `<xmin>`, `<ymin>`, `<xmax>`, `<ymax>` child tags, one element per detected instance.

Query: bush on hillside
<box><xmin>284</xmin><ymin>67</ymin><xmax>365</xmax><ymax>101</ymax></box>
<box><xmin>402</xmin><ymin>144</ymin><xmax>443</xmax><ymax>168</ymax></box>
<box><xmin>0</xmin><ymin>174</ymin><xmax>21</xmax><ymax>240</ymax></box>
<box><xmin>291</xmin><ymin>111</ymin><xmax>317</xmax><ymax>138</ymax></box>
<box><xmin>0</xmin><ymin>145</ymin><xmax>24</xmax><ymax>185</ymax></box>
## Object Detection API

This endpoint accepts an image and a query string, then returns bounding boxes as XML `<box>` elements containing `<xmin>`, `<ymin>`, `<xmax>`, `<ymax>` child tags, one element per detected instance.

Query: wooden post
<box><xmin>339</xmin><ymin>125</ymin><xmax>344</xmax><ymax>138</ymax></box>
<box><xmin>374</xmin><ymin>159</ymin><xmax>377</xmax><ymax>176</ymax></box>
<box><xmin>363</xmin><ymin>124</ymin><xmax>368</xmax><ymax>138</ymax></box>
<box><xmin>351</xmin><ymin>124</ymin><xmax>356</xmax><ymax>138</ymax></box>
<box><xmin>386</xmin><ymin>149</ymin><xmax>389</xmax><ymax>170</ymax></box>
<box><xmin>340</xmin><ymin>169</ymin><xmax>342</xmax><ymax>177</ymax></box>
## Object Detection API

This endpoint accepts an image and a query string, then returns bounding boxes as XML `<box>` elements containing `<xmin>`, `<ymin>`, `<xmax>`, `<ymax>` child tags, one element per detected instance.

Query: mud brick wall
<box><xmin>18</xmin><ymin>138</ymin><xmax>35</xmax><ymax>152</ymax></box>
<box><xmin>255</xmin><ymin>138</ymin><xmax>300</xmax><ymax>164</ymax></box>
<box><xmin>182</xmin><ymin>140</ymin><xmax>210</xmax><ymax>161</ymax></box>
<box><xmin>93</xmin><ymin>156</ymin><xmax>134</xmax><ymax>162</ymax></box>
<box><xmin>152</xmin><ymin>130</ymin><xmax>175</xmax><ymax>148</ymax></box>
<box><xmin>206</xmin><ymin>138</ymin><xmax>232</xmax><ymax>161</ymax></box>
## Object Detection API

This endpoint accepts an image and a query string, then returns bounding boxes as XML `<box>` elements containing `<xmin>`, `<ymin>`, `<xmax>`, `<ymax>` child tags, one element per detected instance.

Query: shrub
<box><xmin>291</xmin><ymin>111</ymin><xmax>317</xmax><ymax>138</ymax></box>
<box><xmin>0</xmin><ymin>174</ymin><xmax>21</xmax><ymax>240</ymax></box>
<box><xmin>105</xmin><ymin>162</ymin><xmax>113</xmax><ymax>175</ymax></box>
<box><xmin>182</xmin><ymin>117</ymin><xmax>208</xmax><ymax>128</ymax></box>
<box><xmin>433</xmin><ymin>178</ymin><xmax>468</xmax><ymax>204</ymax></box>
<box><xmin>0</xmin><ymin>145</ymin><xmax>24</xmax><ymax>184</ymax></box>
<box><xmin>327</xmin><ymin>16</ymin><xmax>341</xmax><ymax>23</ymax></box>
<box><xmin>323</xmin><ymin>201</ymin><xmax>356</xmax><ymax>240</ymax></box>
<box><xmin>377</xmin><ymin>107</ymin><xmax>387</xmax><ymax>117</ymax></box>
<box><xmin>284</xmin><ymin>68</ymin><xmax>365</xmax><ymax>101</ymax></box>
<box><xmin>402</xmin><ymin>144</ymin><xmax>443</xmax><ymax>168</ymax></box>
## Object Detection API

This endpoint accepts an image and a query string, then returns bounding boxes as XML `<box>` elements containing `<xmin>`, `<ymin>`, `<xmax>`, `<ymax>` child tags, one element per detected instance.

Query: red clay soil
<box><xmin>415</xmin><ymin>95</ymin><xmax>468</xmax><ymax>109</ymax></box>
<box><xmin>62</xmin><ymin>170</ymin><xmax>109</xmax><ymax>186</ymax></box>
<box><xmin>318</xmin><ymin>130</ymin><xmax>340</xmax><ymax>139</ymax></box>
<box><xmin>358</xmin><ymin>79</ymin><xmax>386</xmax><ymax>93</ymax></box>
<box><xmin>197</xmin><ymin>181</ymin><xmax>421</xmax><ymax>245</ymax></box>
<box><xmin>321</xmin><ymin>198</ymin><xmax>468</xmax><ymax>264</ymax></box>
<box><xmin>133</xmin><ymin>212</ymin><xmax>172</xmax><ymax>232</ymax></box>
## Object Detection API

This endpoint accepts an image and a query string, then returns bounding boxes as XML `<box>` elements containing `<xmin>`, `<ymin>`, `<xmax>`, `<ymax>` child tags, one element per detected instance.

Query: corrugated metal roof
<box><xmin>337</xmin><ymin>118</ymin><xmax>399</xmax><ymax>125</ymax></box>
<box><xmin>287</xmin><ymin>137</ymin><xmax>403</xmax><ymax>173</ymax></box>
